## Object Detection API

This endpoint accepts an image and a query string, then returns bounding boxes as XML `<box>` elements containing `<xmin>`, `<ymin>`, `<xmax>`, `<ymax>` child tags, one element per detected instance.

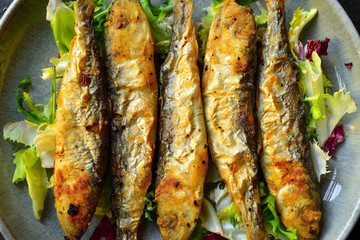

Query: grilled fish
<box><xmin>201</xmin><ymin>1</ymin><xmax>268</xmax><ymax>239</ymax></box>
<box><xmin>54</xmin><ymin>0</ymin><xmax>109</xmax><ymax>239</ymax></box>
<box><xmin>257</xmin><ymin>0</ymin><xmax>322</xmax><ymax>239</ymax></box>
<box><xmin>104</xmin><ymin>0</ymin><xmax>158</xmax><ymax>239</ymax></box>
<box><xmin>155</xmin><ymin>0</ymin><xmax>208</xmax><ymax>239</ymax></box>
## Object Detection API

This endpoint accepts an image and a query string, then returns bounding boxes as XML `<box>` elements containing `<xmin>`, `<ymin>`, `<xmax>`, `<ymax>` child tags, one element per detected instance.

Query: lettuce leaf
<box><xmin>202</xmin><ymin>185</ymin><xmax>247</xmax><ymax>240</ymax></box>
<box><xmin>288</xmin><ymin>8</ymin><xmax>317</xmax><ymax>57</ymax></box>
<box><xmin>217</xmin><ymin>202</ymin><xmax>242</xmax><ymax>227</ymax></box>
<box><xmin>310</xmin><ymin>141</ymin><xmax>331</xmax><ymax>182</ymax></box>
<box><xmin>296</xmin><ymin>52</ymin><xmax>328</xmax><ymax>143</ymax></box>
<box><xmin>3</xmin><ymin>121</ymin><xmax>38</xmax><ymax>146</ymax></box>
<box><xmin>46</xmin><ymin>0</ymin><xmax>76</xmax><ymax>56</ymax></box>
<box><xmin>16</xmin><ymin>76</ymin><xmax>45</xmax><ymax>125</ymax></box>
<box><xmin>16</xmin><ymin>75</ymin><xmax>57</xmax><ymax>125</ymax></box>
<box><xmin>323</xmin><ymin>89</ymin><xmax>357</xmax><ymax>139</ymax></box>
<box><xmin>34</xmin><ymin>124</ymin><xmax>56</xmax><ymax>168</ymax></box>
<box><xmin>93</xmin><ymin>0</ymin><xmax>114</xmax><ymax>48</ymax></box>
<box><xmin>200</xmin><ymin>198</ymin><xmax>224</xmax><ymax>236</ymax></box>
<box><xmin>42</xmin><ymin>53</ymin><xmax>70</xmax><ymax>80</ymax></box>
<box><xmin>12</xmin><ymin>148</ymin><xmax>27</xmax><ymax>184</ymax></box>
<box><xmin>235</xmin><ymin>0</ymin><xmax>252</xmax><ymax>6</ymax></box>
<box><xmin>46</xmin><ymin>174</ymin><xmax>54</xmax><ymax>189</ymax></box>
<box><xmin>262</xmin><ymin>195</ymin><xmax>298</xmax><ymax>240</ymax></box>
<box><xmin>140</xmin><ymin>0</ymin><xmax>173</xmax><ymax>59</ymax></box>
<box><xmin>47</xmin><ymin>0</ymin><xmax>112</xmax><ymax>55</ymax></box>
<box><xmin>254</xmin><ymin>2</ymin><xmax>267</xmax><ymax>27</ymax></box>
<box><xmin>305</xmin><ymin>38</ymin><xmax>330</xmax><ymax>61</ymax></box>
<box><xmin>144</xmin><ymin>187</ymin><xmax>156</xmax><ymax>221</ymax></box>
<box><xmin>13</xmin><ymin>146</ymin><xmax>49</xmax><ymax>220</ymax></box>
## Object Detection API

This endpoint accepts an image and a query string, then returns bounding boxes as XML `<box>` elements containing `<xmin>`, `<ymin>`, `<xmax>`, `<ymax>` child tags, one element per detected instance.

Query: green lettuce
<box><xmin>296</xmin><ymin>52</ymin><xmax>357</xmax><ymax>146</ymax></box>
<box><xmin>255</xmin><ymin>2</ymin><xmax>267</xmax><ymax>27</ymax></box>
<box><xmin>47</xmin><ymin>0</ymin><xmax>112</xmax><ymax>55</ymax></box>
<box><xmin>16</xmin><ymin>73</ymin><xmax>57</xmax><ymax>125</ymax></box>
<box><xmin>64</xmin><ymin>0</ymin><xmax>113</xmax><ymax>51</ymax></box>
<box><xmin>12</xmin><ymin>148</ymin><xmax>28</xmax><ymax>184</ymax></box>
<box><xmin>46</xmin><ymin>0</ymin><xmax>76</xmax><ymax>56</ymax></box>
<box><xmin>296</xmin><ymin>52</ymin><xmax>327</xmax><ymax>142</ymax></box>
<box><xmin>218</xmin><ymin>202</ymin><xmax>242</xmax><ymax>227</ymax></box>
<box><xmin>13</xmin><ymin>146</ymin><xmax>50</xmax><ymax>220</ymax></box>
<box><xmin>199</xmin><ymin>197</ymin><xmax>224</xmax><ymax>236</ymax></box>
<box><xmin>288</xmin><ymin>8</ymin><xmax>318</xmax><ymax>56</ymax></box>
<box><xmin>200</xmin><ymin>181</ymin><xmax>300</xmax><ymax>239</ymax></box>
<box><xmin>262</xmin><ymin>195</ymin><xmax>298</xmax><ymax>240</ymax></box>
<box><xmin>140</xmin><ymin>0</ymin><xmax>173</xmax><ymax>59</ymax></box>
<box><xmin>42</xmin><ymin>53</ymin><xmax>70</xmax><ymax>80</ymax></box>
<box><xmin>144</xmin><ymin>188</ymin><xmax>157</xmax><ymax>221</ymax></box>
<box><xmin>324</xmin><ymin>89</ymin><xmax>357</xmax><ymax>139</ymax></box>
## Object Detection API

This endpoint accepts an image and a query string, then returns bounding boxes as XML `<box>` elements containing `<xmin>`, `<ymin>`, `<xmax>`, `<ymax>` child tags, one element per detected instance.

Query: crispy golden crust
<box><xmin>54</xmin><ymin>1</ymin><xmax>109</xmax><ymax>239</ymax></box>
<box><xmin>257</xmin><ymin>0</ymin><xmax>322</xmax><ymax>239</ymax></box>
<box><xmin>104</xmin><ymin>0</ymin><xmax>158</xmax><ymax>239</ymax></box>
<box><xmin>202</xmin><ymin>1</ymin><xmax>268</xmax><ymax>239</ymax></box>
<box><xmin>155</xmin><ymin>0</ymin><xmax>208</xmax><ymax>239</ymax></box>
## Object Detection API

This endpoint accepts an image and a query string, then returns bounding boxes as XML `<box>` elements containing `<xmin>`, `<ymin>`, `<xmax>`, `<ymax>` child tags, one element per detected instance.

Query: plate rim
<box><xmin>0</xmin><ymin>0</ymin><xmax>22</xmax><ymax>35</ymax></box>
<box><xmin>0</xmin><ymin>0</ymin><xmax>359</xmax><ymax>239</ymax></box>
<box><xmin>325</xmin><ymin>2</ymin><xmax>360</xmax><ymax>239</ymax></box>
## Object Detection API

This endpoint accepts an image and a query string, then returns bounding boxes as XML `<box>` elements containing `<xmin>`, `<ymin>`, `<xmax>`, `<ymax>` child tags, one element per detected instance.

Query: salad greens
<box><xmin>289</xmin><ymin>7</ymin><xmax>357</xmax><ymax>182</ymax></box>
<box><xmin>144</xmin><ymin>188</ymin><xmax>157</xmax><ymax>222</ymax></box>
<box><xmin>46</xmin><ymin>0</ymin><xmax>112</xmax><ymax>56</ymax></box>
<box><xmin>218</xmin><ymin>202</ymin><xmax>242</xmax><ymax>227</ymax></box>
<box><xmin>3</xmin><ymin>0</ymin><xmax>112</xmax><ymax>220</ymax></box>
<box><xmin>46</xmin><ymin>0</ymin><xmax>75</xmax><ymax>56</ymax></box>
<box><xmin>262</xmin><ymin>195</ymin><xmax>298</xmax><ymax>240</ymax></box>
<box><xmin>140</xmin><ymin>0</ymin><xmax>174</xmax><ymax>59</ymax></box>
<box><xmin>288</xmin><ymin>8</ymin><xmax>318</xmax><ymax>57</ymax></box>
<box><xmin>2</xmin><ymin>0</ymin><xmax>358</xmax><ymax>238</ymax></box>
<box><xmin>3</xmin><ymin>73</ymin><xmax>57</xmax><ymax>220</ymax></box>
<box><xmin>196</xmin><ymin>176</ymin><xmax>299</xmax><ymax>240</ymax></box>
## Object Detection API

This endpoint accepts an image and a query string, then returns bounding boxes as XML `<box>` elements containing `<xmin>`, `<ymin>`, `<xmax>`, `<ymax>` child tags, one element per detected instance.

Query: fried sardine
<box><xmin>104</xmin><ymin>0</ymin><xmax>158</xmax><ymax>239</ymax></box>
<box><xmin>155</xmin><ymin>0</ymin><xmax>209</xmax><ymax>239</ymax></box>
<box><xmin>257</xmin><ymin>0</ymin><xmax>322</xmax><ymax>239</ymax></box>
<box><xmin>202</xmin><ymin>1</ymin><xmax>268</xmax><ymax>239</ymax></box>
<box><xmin>54</xmin><ymin>0</ymin><xmax>109</xmax><ymax>239</ymax></box>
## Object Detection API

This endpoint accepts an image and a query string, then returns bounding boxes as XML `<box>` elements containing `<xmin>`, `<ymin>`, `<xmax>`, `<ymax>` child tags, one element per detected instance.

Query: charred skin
<box><xmin>257</xmin><ymin>0</ymin><xmax>322</xmax><ymax>239</ymax></box>
<box><xmin>104</xmin><ymin>0</ymin><xmax>158</xmax><ymax>239</ymax></box>
<box><xmin>202</xmin><ymin>1</ymin><xmax>268</xmax><ymax>239</ymax></box>
<box><xmin>54</xmin><ymin>0</ymin><xmax>109</xmax><ymax>239</ymax></box>
<box><xmin>155</xmin><ymin>0</ymin><xmax>208</xmax><ymax>239</ymax></box>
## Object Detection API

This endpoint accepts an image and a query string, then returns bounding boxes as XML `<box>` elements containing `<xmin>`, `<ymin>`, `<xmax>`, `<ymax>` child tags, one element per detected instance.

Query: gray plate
<box><xmin>0</xmin><ymin>0</ymin><xmax>359</xmax><ymax>239</ymax></box>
